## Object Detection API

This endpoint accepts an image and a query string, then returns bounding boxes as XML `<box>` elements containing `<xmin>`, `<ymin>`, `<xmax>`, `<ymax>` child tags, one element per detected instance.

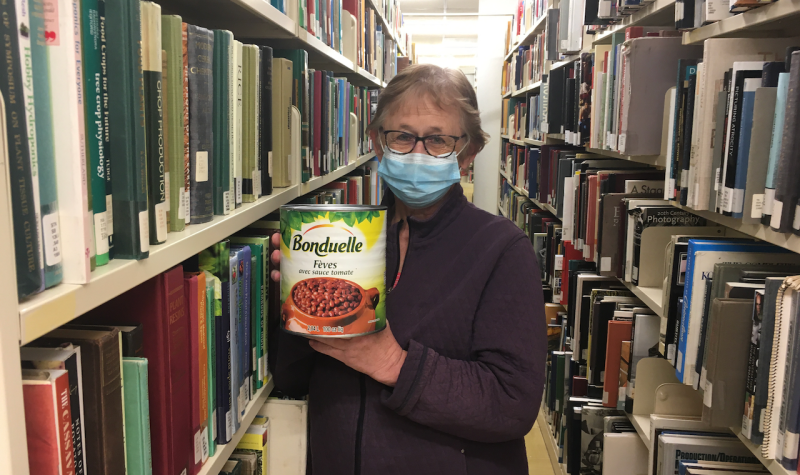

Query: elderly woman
<box><xmin>271</xmin><ymin>64</ymin><xmax>546</xmax><ymax>474</ymax></box>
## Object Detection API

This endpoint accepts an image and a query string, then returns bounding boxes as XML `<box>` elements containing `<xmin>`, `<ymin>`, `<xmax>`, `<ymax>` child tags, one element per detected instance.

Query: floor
<box><xmin>526</xmin><ymin>420</ymin><xmax>556</xmax><ymax>475</ymax></box>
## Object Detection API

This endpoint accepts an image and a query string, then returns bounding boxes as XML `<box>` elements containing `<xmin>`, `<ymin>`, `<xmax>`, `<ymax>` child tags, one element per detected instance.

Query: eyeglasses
<box><xmin>382</xmin><ymin>130</ymin><xmax>467</xmax><ymax>157</ymax></box>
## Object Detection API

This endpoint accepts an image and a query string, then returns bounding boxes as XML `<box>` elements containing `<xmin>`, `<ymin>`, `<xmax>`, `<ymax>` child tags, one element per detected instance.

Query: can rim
<box><xmin>281</xmin><ymin>204</ymin><xmax>388</xmax><ymax>212</ymax></box>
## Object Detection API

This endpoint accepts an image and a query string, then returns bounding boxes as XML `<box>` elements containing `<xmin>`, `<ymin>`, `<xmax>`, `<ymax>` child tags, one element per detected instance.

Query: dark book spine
<box><xmin>187</xmin><ymin>26</ymin><xmax>214</xmax><ymax>223</ymax></box>
<box><xmin>99</xmin><ymin>0</ymin><xmax>113</xmax><ymax>259</ymax></box>
<box><xmin>106</xmin><ymin>0</ymin><xmax>148</xmax><ymax>259</ymax></box>
<box><xmin>65</xmin><ymin>352</ymin><xmax>87</xmax><ymax>475</ymax></box>
<box><xmin>693</xmin><ymin>276</ymin><xmax>714</xmax><ymax>389</ymax></box>
<box><xmin>722</xmin><ymin>70</ymin><xmax>762</xmax><ymax>216</ymax></box>
<box><xmin>1</xmin><ymin>0</ymin><xmax>43</xmax><ymax>298</ymax></box>
<box><xmin>762</xmin><ymin>61</ymin><xmax>785</xmax><ymax>88</ymax></box>
<box><xmin>679</xmin><ymin>65</ymin><xmax>698</xmax><ymax>205</ymax></box>
<box><xmin>259</xmin><ymin>46</ymin><xmax>273</xmax><ymax>195</ymax></box>
<box><xmin>212</xmin><ymin>30</ymin><xmax>226</xmax><ymax>215</ymax></box>
<box><xmin>217</xmin><ymin>282</ymin><xmax>232</xmax><ymax>444</ymax></box>
<box><xmin>774</xmin><ymin>51</ymin><xmax>800</xmax><ymax>233</ymax></box>
<box><xmin>141</xmin><ymin>2</ymin><xmax>166</xmax><ymax>244</ymax></box>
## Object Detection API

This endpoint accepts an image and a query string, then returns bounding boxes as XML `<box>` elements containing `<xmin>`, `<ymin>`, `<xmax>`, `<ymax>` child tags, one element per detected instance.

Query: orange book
<box><xmin>603</xmin><ymin>320</ymin><xmax>633</xmax><ymax>407</ymax></box>
<box><xmin>184</xmin><ymin>271</ymin><xmax>209</xmax><ymax>474</ymax></box>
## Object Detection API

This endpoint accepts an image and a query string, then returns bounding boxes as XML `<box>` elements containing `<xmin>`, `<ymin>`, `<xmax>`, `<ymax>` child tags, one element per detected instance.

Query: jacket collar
<box><xmin>382</xmin><ymin>183</ymin><xmax>468</xmax><ymax>242</ymax></box>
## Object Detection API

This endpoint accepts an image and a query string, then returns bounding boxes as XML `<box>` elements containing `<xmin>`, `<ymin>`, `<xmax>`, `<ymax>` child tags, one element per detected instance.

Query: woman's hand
<box><xmin>309</xmin><ymin>321</ymin><xmax>407</xmax><ymax>387</ymax></box>
<box><xmin>270</xmin><ymin>233</ymin><xmax>281</xmax><ymax>282</ymax></box>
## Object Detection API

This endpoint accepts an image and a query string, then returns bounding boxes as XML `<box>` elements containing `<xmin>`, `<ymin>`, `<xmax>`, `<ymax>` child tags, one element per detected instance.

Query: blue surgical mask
<box><xmin>378</xmin><ymin>146</ymin><xmax>463</xmax><ymax>209</ymax></box>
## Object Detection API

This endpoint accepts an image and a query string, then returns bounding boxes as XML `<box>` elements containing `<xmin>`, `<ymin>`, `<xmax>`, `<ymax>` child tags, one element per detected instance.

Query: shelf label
<box><xmin>196</xmin><ymin>151</ymin><xmax>209</xmax><ymax>182</ymax></box>
<box><xmin>43</xmin><ymin>212</ymin><xmax>62</xmax><ymax>266</ymax></box>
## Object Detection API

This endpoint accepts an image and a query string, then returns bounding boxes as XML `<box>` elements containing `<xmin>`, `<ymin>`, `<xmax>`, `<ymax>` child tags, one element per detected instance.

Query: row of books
<box><xmin>503</xmin><ymin>0</ymin><xmax>550</xmax><ymax>56</ymax></box>
<box><xmin>297</xmin><ymin>160</ymin><xmax>383</xmax><ymax>205</ymax></box>
<box><xmin>506</xmin><ymin>142</ymin><xmax>800</xmax><ymax>471</ymax></box>
<box><xmin>543</xmin><ymin>345</ymin><xmax>768</xmax><ymax>475</ymax></box>
<box><xmin>5</xmin><ymin>0</ymin><xmax>379</xmax><ymax>301</ymax></box>
<box><xmin>21</xmin><ymin>215</ymin><xmax>282</xmax><ymax>475</ymax></box>
<box><xmin>502</xmin><ymin>93</ymin><xmax>547</xmax><ymax>142</ymax></box>
<box><xmin>501</xmin><ymin>30</ymin><xmax>548</xmax><ymax>95</ymax></box>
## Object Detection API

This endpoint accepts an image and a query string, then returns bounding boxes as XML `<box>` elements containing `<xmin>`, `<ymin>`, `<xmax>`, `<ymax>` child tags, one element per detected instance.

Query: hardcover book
<box><xmin>106</xmin><ymin>0</ymin><xmax>149</xmax><ymax>259</ymax></box>
<box><xmin>213</xmin><ymin>30</ymin><xmax>232</xmax><ymax>215</ymax></box>
<box><xmin>163</xmin><ymin>15</ymin><xmax>187</xmax><ymax>231</ymax></box>
<box><xmin>187</xmin><ymin>25</ymin><xmax>214</xmax><ymax>223</ymax></box>
<box><xmin>21</xmin><ymin>369</ymin><xmax>75</xmax><ymax>475</ymax></box>
<box><xmin>122</xmin><ymin>358</ymin><xmax>153</xmax><ymax>475</ymax></box>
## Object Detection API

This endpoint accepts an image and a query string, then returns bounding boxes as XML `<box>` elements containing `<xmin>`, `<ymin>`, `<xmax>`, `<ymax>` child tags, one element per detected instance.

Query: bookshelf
<box><xmin>497</xmin><ymin>0</ymin><xmax>800</xmax><ymax>473</ymax></box>
<box><xmin>537</xmin><ymin>411</ymin><xmax>568</xmax><ymax>475</ymax></box>
<box><xmin>590</xmin><ymin>0</ymin><xmax>677</xmax><ymax>45</ymax></box>
<box><xmin>504</xmin><ymin>14</ymin><xmax>549</xmax><ymax>62</ymax></box>
<box><xmin>19</xmin><ymin>152</ymin><xmax>377</xmax><ymax>346</ymax></box>
<box><xmin>160</xmin><ymin>0</ymin><xmax>297</xmax><ymax>39</ymax></box>
<box><xmin>197</xmin><ymin>378</ymin><xmax>275</xmax><ymax>475</ymax></box>
<box><xmin>682</xmin><ymin>0</ymin><xmax>800</xmax><ymax>44</ymax></box>
<box><xmin>512</xmin><ymin>80</ymin><xmax>542</xmax><ymax>97</ymax></box>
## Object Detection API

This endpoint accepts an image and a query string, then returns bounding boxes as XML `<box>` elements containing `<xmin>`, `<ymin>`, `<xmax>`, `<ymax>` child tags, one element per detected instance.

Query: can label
<box><xmin>280</xmin><ymin>206</ymin><xmax>387</xmax><ymax>337</ymax></box>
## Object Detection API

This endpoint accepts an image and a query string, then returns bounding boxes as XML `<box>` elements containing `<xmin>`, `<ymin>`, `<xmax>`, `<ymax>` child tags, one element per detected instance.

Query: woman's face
<box><xmin>370</xmin><ymin>96</ymin><xmax>477</xmax><ymax>171</ymax></box>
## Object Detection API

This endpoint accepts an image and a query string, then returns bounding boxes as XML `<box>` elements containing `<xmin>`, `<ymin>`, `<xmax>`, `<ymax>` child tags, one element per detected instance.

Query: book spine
<box><xmin>680</xmin><ymin>68</ymin><xmax>698</xmax><ymax>205</ymax></box>
<box><xmin>676</xmin><ymin>242</ymin><xmax>697</xmax><ymax>382</ymax></box>
<box><xmin>242</xmin><ymin>46</ymin><xmax>255</xmax><ymax>202</ymax></box>
<box><xmin>65</xmin><ymin>352</ymin><xmax>87</xmax><ymax>475</ymax></box>
<box><xmin>187</xmin><ymin>26</ymin><xmax>214</xmax><ymax>223</ymax></box>
<box><xmin>204</xmin><ymin>274</ymin><xmax>217</xmax><ymax>456</ymax></box>
<box><xmin>228</xmin><ymin>252</ymin><xmax>240</xmax><ymax>434</ymax></box>
<box><xmin>253</xmin><ymin>48</ymin><xmax>261</xmax><ymax>199</ymax></box>
<box><xmin>212</xmin><ymin>30</ymin><xmax>229</xmax><ymax>215</ymax></box>
<box><xmin>234</xmin><ymin>41</ymin><xmax>243</xmax><ymax>207</ymax></box>
<box><xmin>29</xmin><ymin>0</ymin><xmax>63</xmax><ymax>288</ymax></box>
<box><xmin>141</xmin><ymin>2</ymin><xmax>165</xmax><ymax>244</ymax></box>
<box><xmin>185</xmin><ymin>275</ymin><xmax>202</xmax><ymax>474</ymax></box>
<box><xmin>227</xmin><ymin>35</ymin><xmax>236</xmax><ymax>212</ymax></box>
<box><xmin>163</xmin><ymin>15</ymin><xmax>185</xmax><ymax>231</ymax></box>
<box><xmin>770</xmin><ymin>52</ymin><xmax>800</xmax><ymax>233</ymax></box>
<box><xmin>762</xmin><ymin>72</ymin><xmax>790</xmax><ymax>225</ymax></box>
<box><xmin>107</xmin><ymin>0</ymin><xmax>148</xmax><ymax>260</ymax></box>
<box><xmin>260</xmin><ymin>46</ymin><xmax>273</xmax><ymax>196</ymax></box>
<box><xmin>22</xmin><ymin>381</ymin><xmax>61</xmax><ymax>474</ymax></box>
<box><xmin>215</xmin><ymin>297</ymin><xmax>231</xmax><ymax>445</ymax></box>
<box><xmin>731</xmin><ymin>79</ymin><xmax>759</xmax><ymax>218</ymax></box>
<box><xmin>98</xmin><ymin>0</ymin><xmax>113</xmax><ymax>259</ymax></box>
<box><xmin>54</xmin><ymin>372</ymin><xmax>76</xmax><ymax>474</ymax></box>
<box><xmin>182</xmin><ymin>23</ymin><xmax>191</xmax><ymax>224</ymax></box>
<box><xmin>82</xmin><ymin>0</ymin><xmax>110</xmax><ymax>265</ymax></box>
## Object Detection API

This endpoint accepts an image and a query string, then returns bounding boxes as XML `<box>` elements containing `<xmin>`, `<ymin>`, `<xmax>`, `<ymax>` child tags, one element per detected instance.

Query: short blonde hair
<box><xmin>367</xmin><ymin>64</ymin><xmax>490</xmax><ymax>154</ymax></box>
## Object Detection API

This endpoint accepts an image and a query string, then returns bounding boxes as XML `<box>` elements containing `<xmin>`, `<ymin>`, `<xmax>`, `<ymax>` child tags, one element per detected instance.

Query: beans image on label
<box><xmin>280</xmin><ymin>205</ymin><xmax>387</xmax><ymax>337</ymax></box>
<box><xmin>293</xmin><ymin>278</ymin><xmax>363</xmax><ymax>318</ymax></box>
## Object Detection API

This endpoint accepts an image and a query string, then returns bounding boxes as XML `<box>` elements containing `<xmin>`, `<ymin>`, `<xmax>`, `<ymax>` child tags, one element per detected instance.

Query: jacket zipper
<box><xmin>355</xmin><ymin>220</ymin><xmax>408</xmax><ymax>473</ymax></box>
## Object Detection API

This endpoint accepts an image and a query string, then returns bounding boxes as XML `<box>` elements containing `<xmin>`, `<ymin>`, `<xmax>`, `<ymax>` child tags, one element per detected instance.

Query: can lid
<box><xmin>281</xmin><ymin>204</ymin><xmax>388</xmax><ymax>212</ymax></box>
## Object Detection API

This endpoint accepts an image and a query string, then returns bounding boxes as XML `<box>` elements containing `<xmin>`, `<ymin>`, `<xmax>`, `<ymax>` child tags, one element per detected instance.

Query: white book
<box><xmin>234</xmin><ymin>40</ymin><xmax>244</xmax><ymax>206</ymax></box>
<box><xmin>52</xmin><ymin>0</ymin><xmax>93</xmax><ymax>283</ymax></box>
<box><xmin>664</xmin><ymin>87</ymin><xmax>677</xmax><ymax>199</ymax></box>
<box><xmin>687</xmin><ymin>38</ymin><xmax>798</xmax><ymax>210</ymax></box>
<box><xmin>657</xmin><ymin>434</ymin><xmax>756</xmax><ymax>475</ymax></box>
<box><xmin>562</xmin><ymin>176</ymin><xmax>575</xmax><ymax>242</ymax></box>
<box><xmin>687</xmin><ymin>63</ymin><xmax>705</xmax><ymax>207</ymax></box>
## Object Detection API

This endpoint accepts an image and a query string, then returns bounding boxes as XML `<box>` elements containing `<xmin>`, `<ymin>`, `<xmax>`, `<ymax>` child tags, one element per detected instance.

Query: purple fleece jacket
<box><xmin>273</xmin><ymin>184</ymin><xmax>547</xmax><ymax>475</ymax></box>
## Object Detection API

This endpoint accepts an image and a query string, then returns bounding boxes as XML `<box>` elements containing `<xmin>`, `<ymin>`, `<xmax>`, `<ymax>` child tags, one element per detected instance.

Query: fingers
<box><xmin>309</xmin><ymin>339</ymin><xmax>343</xmax><ymax>359</ymax></box>
<box><xmin>271</xmin><ymin>232</ymin><xmax>280</xmax><ymax>248</ymax></box>
<box><xmin>270</xmin><ymin>269</ymin><xmax>280</xmax><ymax>283</ymax></box>
<box><xmin>270</xmin><ymin>248</ymin><xmax>281</xmax><ymax>266</ymax></box>
<box><xmin>309</xmin><ymin>336</ymin><xmax>353</xmax><ymax>350</ymax></box>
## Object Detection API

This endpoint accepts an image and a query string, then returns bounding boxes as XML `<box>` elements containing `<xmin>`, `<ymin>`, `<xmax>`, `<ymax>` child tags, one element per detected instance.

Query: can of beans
<box><xmin>279</xmin><ymin>204</ymin><xmax>388</xmax><ymax>337</ymax></box>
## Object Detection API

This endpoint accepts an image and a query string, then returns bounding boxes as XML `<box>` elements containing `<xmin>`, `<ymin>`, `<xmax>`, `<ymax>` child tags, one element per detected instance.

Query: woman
<box><xmin>271</xmin><ymin>64</ymin><xmax>546</xmax><ymax>475</ymax></box>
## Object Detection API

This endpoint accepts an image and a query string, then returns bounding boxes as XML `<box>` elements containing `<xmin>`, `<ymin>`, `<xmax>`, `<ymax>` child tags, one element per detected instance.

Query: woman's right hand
<box><xmin>270</xmin><ymin>232</ymin><xmax>281</xmax><ymax>283</ymax></box>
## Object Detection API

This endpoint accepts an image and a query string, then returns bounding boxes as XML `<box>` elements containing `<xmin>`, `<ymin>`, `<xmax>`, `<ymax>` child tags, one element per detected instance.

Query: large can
<box><xmin>280</xmin><ymin>204</ymin><xmax>387</xmax><ymax>337</ymax></box>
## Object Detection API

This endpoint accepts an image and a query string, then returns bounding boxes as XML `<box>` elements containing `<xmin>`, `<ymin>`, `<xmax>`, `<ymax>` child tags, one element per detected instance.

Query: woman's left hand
<box><xmin>309</xmin><ymin>321</ymin><xmax>407</xmax><ymax>387</ymax></box>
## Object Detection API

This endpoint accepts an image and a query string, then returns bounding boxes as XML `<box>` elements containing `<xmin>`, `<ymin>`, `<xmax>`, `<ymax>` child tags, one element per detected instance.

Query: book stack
<box><xmin>20</xmin><ymin>216</ymin><xmax>282</xmax><ymax>475</ymax></box>
<box><xmin>4</xmin><ymin>0</ymin><xmax>378</xmax><ymax>302</ymax></box>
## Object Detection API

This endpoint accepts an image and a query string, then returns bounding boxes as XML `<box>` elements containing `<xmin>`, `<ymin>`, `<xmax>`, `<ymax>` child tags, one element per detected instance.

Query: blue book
<box><xmin>215</xmin><ymin>296</ymin><xmax>231</xmax><ymax>445</ymax></box>
<box><xmin>228</xmin><ymin>251</ymin><xmax>240</xmax><ymax>435</ymax></box>
<box><xmin>231</xmin><ymin>244</ymin><xmax>252</xmax><ymax>409</ymax></box>
<box><xmin>731</xmin><ymin>78</ymin><xmax>760</xmax><ymax>218</ymax></box>
<box><xmin>762</xmin><ymin>71</ymin><xmax>791</xmax><ymax>225</ymax></box>
<box><xmin>677</xmin><ymin>239</ymin><xmax>798</xmax><ymax>383</ymax></box>
<box><xmin>528</xmin><ymin>148</ymin><xmax>540</xmax><ymax>199</ymax></box>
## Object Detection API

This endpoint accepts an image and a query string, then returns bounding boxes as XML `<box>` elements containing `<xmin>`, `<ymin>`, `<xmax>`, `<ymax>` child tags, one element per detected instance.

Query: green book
<box><xmin>274</xmin><ymin>49</ymin><xmax>309</xmax><ymax>182</ymax></box>
<box><xmin>203</xmin><ymin>271</ymin><xmax>217</xmax><ymax>457</ymax></box>
<box><xmin>106</xmin><ymin>0</ymin><xmax>149</xmax><ymax>259</ymax></box>
<box><xmin>162</xmin><ymin>15</ymin><xmax>186</xmax><ymax>232</ymax></box>
<box><xmin>554</xmin><ymin>352</ymin><xmax>566</xmax><ymax>413</ymax></box>
<box><xmin>29</xmin><ymin>0</ymin><xmax>63</xmax><ymax>287</ymax></box>
<box><xmin>98</xmin><ymin>0</ymin><xmax>113</xmax><ymax>259</ymax></box>
<box><xmin>122</xmin><ymin>357</ymin><xmax>153</xmax><ymax>475</ymax></box>
<box><xmin>230</xmin><ymin>236</ymin><xmax>267</xmax><ymax>387</ymax></box>
<box><xmin>81</xmin><ymin>0</ymin><xmax>109</xmax><ymax>266</ymax></box>
<box><xmin>212</xmin><ymin>30</ymin><xmax>231</xmax><ymax>215</ymax></box>
<box><xmin>141</xmin><ymin>1</ymin><xmax>166</xmax><ymax>245</ymax></box>
<box><xmin>242</xmin><ymin>45</ymin><xmax>260</xmax><ymax>203</ymax></box>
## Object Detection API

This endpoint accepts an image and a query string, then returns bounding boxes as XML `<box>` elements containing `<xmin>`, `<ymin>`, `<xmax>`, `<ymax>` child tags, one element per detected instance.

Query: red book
<box><xmin>603</xmin><ymin>320</ymin><xmax>633</xmax><ymax>407</ymax></box>
<box><xmin>84</xmin><ymin>266</ymin><xmax>191</xmax><ymax>475</ymax></box>
<box><xmin>560</xmin><ymin>241</ymin><xmax>583</xmax><ymax>306</ymax></box>
<box><xmin>185</xmin><ymin>271</ymin><xmax>209</xmax><ymax>474</ymax></box>
<box><xmin>307</xmin><ymin>0</ymin><xmax>315</xmax><ymax>35</ymax></box>
<box><xmin>347</xmin><ymin>179</ymin><xmax>358</xmax><ymax>204</ymax></box>
<box><xmin>22</xmin><ymin>369</ymin><xmax>75</xmax><ymax>475</ymax></box>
